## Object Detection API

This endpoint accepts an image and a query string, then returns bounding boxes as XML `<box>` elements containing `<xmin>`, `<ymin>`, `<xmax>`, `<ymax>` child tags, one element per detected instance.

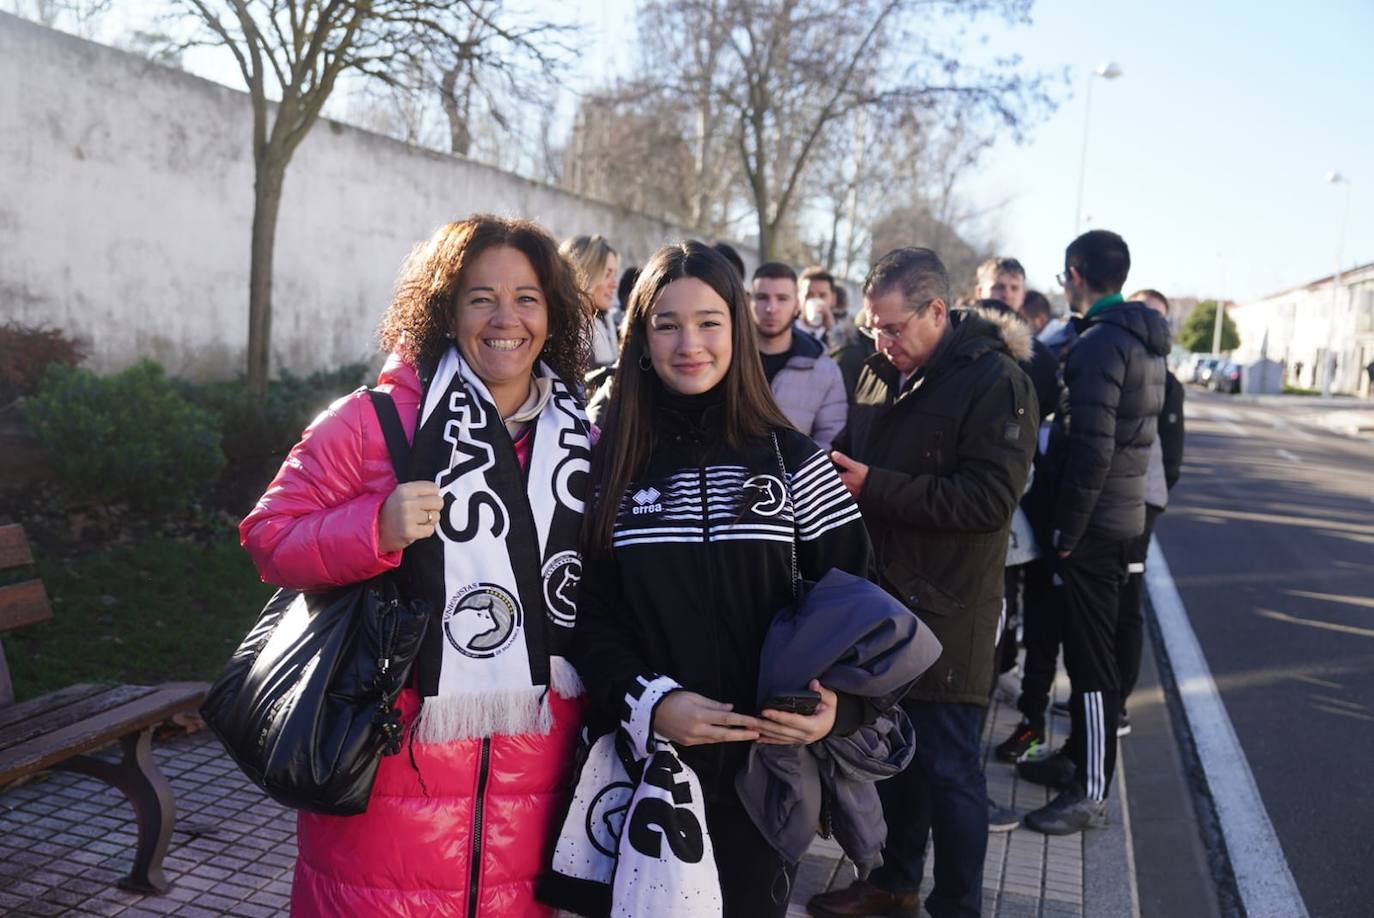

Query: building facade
<box><xmin>1231</xmin><ymin>262</ymin><xmax>1374</xmax><ymax>396</ymax></box>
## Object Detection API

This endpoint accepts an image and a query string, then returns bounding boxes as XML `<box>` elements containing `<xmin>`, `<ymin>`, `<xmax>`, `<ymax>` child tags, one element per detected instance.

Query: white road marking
<box><xmin>1270</xmin><ymin>419</ymin><xmax>1317</xmax><ymax>443</ymax></box>
<box><xmin>1220</xmin><ymin>420</ymin><xmax>1246</xmax><ymax>436</ymax></box>
<box><xmin>1146</xmin><ymin>537</ymin><xmax>1309</xmax><ymax>918</ymax></box>
<box><xmin>1276</xmin><ymin>449</ymin><xmax>1300</xmax><ymax>462</ymax></box>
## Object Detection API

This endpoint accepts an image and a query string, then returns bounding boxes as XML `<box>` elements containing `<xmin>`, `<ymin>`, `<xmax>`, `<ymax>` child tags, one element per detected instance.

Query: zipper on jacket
<box><xmin>467</xmin><ymin>737</ymin><xmax>492</xmax><ymax>918</ymax></box>
<box><xmin>699</xmin><ymin>465</ymin><xmax>727</xmax><ymax>787</ymax></box>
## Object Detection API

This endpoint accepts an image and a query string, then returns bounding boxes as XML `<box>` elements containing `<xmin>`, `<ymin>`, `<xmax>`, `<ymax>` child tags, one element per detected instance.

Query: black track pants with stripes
<box><xmin>1058</xmin><ymin>536</ymin><xmax>1130</xmax><ymax>801</ymax></box>
<box><xmin>1116</xmin><ymin>505</ymin><xmax>1162</xmax><ymax>705</ymax></box>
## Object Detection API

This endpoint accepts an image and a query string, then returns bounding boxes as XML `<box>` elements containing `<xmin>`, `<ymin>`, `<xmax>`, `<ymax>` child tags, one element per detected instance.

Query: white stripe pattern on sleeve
<box><xmin>789</xmin><ymin>449</ymin><xmax>863</xmax><ymax>541</ymax></box>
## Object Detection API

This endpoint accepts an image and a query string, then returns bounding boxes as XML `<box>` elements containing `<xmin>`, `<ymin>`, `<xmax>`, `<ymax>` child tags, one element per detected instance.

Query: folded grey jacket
<box><xmin>734</xmin><ymin>567</ymin><xmax>943</xmax><ymax>869</ymax></box>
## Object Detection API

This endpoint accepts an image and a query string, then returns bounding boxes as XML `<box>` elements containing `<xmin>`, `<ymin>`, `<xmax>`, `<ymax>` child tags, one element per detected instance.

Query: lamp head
<box><xmin>1096</xmin><ymin>61</ymin><xmax>1123</xmax><ymax>79</ymax></box>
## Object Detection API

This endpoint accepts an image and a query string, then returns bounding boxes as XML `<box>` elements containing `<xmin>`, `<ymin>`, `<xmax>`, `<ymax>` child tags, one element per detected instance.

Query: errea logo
<box><xmin>631</xmin><ymin>487</ymin><xmax>663</xmax><ymax>515</ymax></box>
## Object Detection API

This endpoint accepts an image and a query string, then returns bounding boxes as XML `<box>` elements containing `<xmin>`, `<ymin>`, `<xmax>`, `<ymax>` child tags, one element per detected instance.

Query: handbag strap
<box><xmin>769</xmin><ymin>431</ymin><xmax>801</xmax><ymax>601</ymax></box>
<box><xmin>367</xmin><ymin>389</ymin><xmax>411</xmax><ymax>483</ymax></box>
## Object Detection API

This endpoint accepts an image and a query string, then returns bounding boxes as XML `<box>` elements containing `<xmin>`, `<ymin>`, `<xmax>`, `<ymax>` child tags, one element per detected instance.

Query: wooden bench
<box><xmin>0</xmin><ymin>523</ymin><xmax>206</xmax><ymax>893</ymax></box>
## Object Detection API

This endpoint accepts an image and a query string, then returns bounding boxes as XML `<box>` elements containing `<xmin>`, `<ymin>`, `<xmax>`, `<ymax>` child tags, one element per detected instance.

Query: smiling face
<box><xmin>452</xmin><ymin>245</ymin><xmax>548</xmax><ymax>395</ymax></box>
<box><xmin>646</xmin><ymin>276</ymin><xmax>733</xmax><ymax>395</ymax></box>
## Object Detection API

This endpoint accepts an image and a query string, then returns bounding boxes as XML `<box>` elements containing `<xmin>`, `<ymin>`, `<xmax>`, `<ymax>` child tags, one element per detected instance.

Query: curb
<box><xmin>1081</xmin><ymin>721</ymin><xmax>1141</xmax><ymax>918</ymax></box>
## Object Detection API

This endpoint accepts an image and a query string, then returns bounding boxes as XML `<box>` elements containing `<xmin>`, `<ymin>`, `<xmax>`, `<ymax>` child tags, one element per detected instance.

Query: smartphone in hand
<box><xmin>761</xmin><ymin>690</ymin><xmax>822</xmax><ymax>717</ymax></box>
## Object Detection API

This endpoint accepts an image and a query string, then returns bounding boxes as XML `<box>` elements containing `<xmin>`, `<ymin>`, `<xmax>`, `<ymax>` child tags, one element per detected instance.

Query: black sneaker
<box><xmin>988</xmin><ymin>801</ymin><xmax>1020</xmax><ymax>833</ymax></box>
<box><xmin>1024</xmin><ymin>786</ymin><xmax>1108</xmax><ymax>835</ymax></box>
<box><xmin>1117</xmin><ymin>709</ymin><xmax>1131</xmax><ymax>737</ymax></box>
<box><xmin>995</xmin><ymin>721</ymin><xmax>1045</xmax><ymax>763</ymax></box>
<box><xmin>1016</xmin><ymin>750</ymin><xmax>1075</xmax><ymax>789</ymax></box>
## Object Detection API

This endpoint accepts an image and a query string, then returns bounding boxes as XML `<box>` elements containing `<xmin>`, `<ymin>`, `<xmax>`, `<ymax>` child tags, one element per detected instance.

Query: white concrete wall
<box><xmin>1232</xmin><ymin>264</ymin><xmax>1374</xmax><ymax>394</ymax></box>
<box><xmin>0</xmin><ymin>13</ymin><xmax>753</xmax><ymax>379</ymax></box>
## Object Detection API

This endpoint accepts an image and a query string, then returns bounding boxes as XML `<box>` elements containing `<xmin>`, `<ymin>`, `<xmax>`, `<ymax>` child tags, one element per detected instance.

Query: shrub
<box><xmin>178</xmin><ymin>364</ymin><xmax>370</xmax><ymax>468</ymax></box>
<box><xmin>0</xmin><ymin>322</ymin><xmax>87</xmax><ymax>403</ymax></box>
<box><xmin>26</xmin><ymin>361</ymin><xmax>226</xmax><ymax>512</ymax></box>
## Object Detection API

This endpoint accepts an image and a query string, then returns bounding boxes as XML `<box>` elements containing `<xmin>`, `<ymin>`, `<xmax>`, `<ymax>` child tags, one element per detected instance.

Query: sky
<box><xmin>571</xmin><ymin>0</ymin><xmax>1374</xmax><ymax>302</ymax></box>
<box><xmin>89</xmin><ymin>0</ymin><xmax>1374</xmax><ymax>303</ymax></box>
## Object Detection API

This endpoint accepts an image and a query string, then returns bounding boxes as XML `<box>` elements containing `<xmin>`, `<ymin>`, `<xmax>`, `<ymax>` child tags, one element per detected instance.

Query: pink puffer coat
<box><xmin>240</xmin><ymin>355</ymin><xmax>582</xmax><ymax>917</ymax></box>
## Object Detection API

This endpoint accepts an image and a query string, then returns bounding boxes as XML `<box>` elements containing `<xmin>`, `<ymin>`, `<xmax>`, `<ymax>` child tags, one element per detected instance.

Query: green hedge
<box><xmin>27</xmin><ymin>361</ymin><xmax>226</xmax><ymax>512</ymax></box>
<box><xmin>177</xmin><ymin>363</ymin><xmax>370</xmax><ymax>467</ymax></box>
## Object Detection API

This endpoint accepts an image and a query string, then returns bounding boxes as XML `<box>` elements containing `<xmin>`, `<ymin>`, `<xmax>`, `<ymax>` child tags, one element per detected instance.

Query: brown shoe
<box><xmin>807</xmin><ymin>879</ymin><xmax>921</xmax><ymax>918</ymax></box>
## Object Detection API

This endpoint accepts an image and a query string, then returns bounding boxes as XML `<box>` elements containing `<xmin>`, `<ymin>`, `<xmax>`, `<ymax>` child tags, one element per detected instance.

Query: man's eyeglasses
<box><xmin>859</xmin><ymin>309</ymin><xmax>920</xmax><ymax>342</ymax></box>
<box><xmin>1056</xmin><ymin>269</ymin><xmax>1072</xmax><ymax>288</ymax></box>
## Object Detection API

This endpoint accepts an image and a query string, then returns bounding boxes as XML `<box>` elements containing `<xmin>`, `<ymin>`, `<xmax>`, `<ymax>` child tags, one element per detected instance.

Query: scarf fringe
<box><xmin>414</xmin><ymin>687</ymin><xmax>554</xmax><ymax>744</ymax></box>
<box><xmin>550</xmin><ymin>656</ymin><xmax>585</xmax><ymax>699</ymax></box>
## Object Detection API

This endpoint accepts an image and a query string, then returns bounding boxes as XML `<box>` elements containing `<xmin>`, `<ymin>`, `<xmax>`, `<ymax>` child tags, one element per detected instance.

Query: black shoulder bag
<box><xmin>201</xmin><ymin>389</ymin><xmax>432</xmax><ymax>815</ymax></box>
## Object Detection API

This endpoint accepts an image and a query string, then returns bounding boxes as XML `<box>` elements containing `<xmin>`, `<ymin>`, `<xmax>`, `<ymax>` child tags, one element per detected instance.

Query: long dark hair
<box><xmin>584</xmin><ymin>240</ymin><xmax>793</xmax><ymax>555</ymax></box>
<box><xmin>377</xmin><ymin>215</ymin><xmax>593</xmax><ymax>382</ymax></box>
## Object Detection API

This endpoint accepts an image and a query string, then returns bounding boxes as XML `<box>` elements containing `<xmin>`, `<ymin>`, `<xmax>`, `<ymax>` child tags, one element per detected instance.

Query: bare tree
<box><xmin>560</xmin><ymin>0</ymin><xmax>747</xmax><ymax>237</ymax></box>
<box><xmin>561</xmin><ymin>87</ymin><xmax>700</xmax><ymax>226</ymax></box>
<box><xmin>628</xmin><ymin>0</ymin><xmax>1059</xmax><ymax>260</ymax></box>
<box><xmin>169</xmin><ymin>0</ymin><xmax>562</xmax><ymax>394</ymax></box>
<box><xmin>6</xmin><ymin>0</ymin><xmax>110</xmax><ymax>36</ymax></box>
<box><xmin>808</xmin><ymin>102</ymin><xmax>1003</xmax><ymax>280</ymax></box>
<box><xmin>430</xmin><ymin>0</ymin><xmax>572</xmax><ymax>158</ymax></box>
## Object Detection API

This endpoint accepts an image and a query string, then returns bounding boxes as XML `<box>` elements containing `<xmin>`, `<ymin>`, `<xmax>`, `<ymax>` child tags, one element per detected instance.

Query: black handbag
<box><xmin>202</xmin><ymin>389</ymin><xmax>432</xmax><ymax>815</ymax></box>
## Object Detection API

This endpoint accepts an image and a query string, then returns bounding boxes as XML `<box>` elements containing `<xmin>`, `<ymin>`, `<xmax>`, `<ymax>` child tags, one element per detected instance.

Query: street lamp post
<box><xmin>1212</xmin><ymin>252</ymin><xmax>1226</xmax><ymax>355</ymax></box>
<box><xmin>1073</xmin><ymin>61</ymin><xmax>1123</xmax><ymax>235</ymax></box>
<box><xmin>1321</xmin><ymin>170</ymin><xmax>1352</xmax><ymax>398</ymax></box>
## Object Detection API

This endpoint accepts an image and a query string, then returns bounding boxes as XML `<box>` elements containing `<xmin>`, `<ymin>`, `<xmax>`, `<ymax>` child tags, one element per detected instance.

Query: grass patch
<box><xmin>3</xmin><ymin>530</ymin><xmax>273</xmax><ymax>700</ymax></box>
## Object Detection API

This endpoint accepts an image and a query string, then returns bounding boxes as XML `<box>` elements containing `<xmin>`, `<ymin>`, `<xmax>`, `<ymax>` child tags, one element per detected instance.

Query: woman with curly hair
<box><xmin>240</xmin><ymin>214</ymin><xmax>595</xmax><ymax>916</ymax></box>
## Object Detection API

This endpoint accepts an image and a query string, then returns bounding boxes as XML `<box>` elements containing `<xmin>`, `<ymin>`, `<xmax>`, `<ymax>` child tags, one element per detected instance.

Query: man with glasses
<box><xmin>811</xmin><ymin>248</ymin><xmax>1038</xmax><ymax>918</ymax></box>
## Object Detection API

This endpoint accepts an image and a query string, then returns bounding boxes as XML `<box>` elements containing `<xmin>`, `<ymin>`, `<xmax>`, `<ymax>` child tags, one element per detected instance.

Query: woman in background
<box><xmin>560</xmin><ymin>234</ymin><xmax>621</xmax><ymax>372</ymax></box>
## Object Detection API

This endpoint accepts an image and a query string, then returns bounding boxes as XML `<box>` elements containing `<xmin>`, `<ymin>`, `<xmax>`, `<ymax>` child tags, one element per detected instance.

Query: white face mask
<box><xmin>803</xmin><ymin>298</ymin><xmax>831</xmax><ymax>327</ymax></box>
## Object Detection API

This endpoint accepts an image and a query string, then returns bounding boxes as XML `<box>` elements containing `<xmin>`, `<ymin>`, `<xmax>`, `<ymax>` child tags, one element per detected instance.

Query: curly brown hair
<box><xmin>377</xmin><ymin>215</ymin><xmax>593</xmax><ymax>383</ymax></box>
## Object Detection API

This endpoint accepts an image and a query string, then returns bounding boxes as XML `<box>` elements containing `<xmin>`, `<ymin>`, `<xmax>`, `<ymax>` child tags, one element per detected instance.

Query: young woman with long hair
<box><xmin>560</xmin><ymin>234</ymin><xmax>621</xmax><ymax>370</ymax></box>
<box><xmin>569</xmin><ymin>241</ymin><xmax>874</xmax><ymax>916</ymax></box>
<box><xmin>240</xmin><ymin>215</ymin><xmax>594</xmax><ymax>916</ymax></box>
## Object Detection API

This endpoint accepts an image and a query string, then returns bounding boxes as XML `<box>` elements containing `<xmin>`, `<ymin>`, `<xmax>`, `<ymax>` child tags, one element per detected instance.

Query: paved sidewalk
<box><xmin>0</xmin><ymin>673</ymin><xmax>1137</xmax><ymax>917</ymax></box>
<box><xmin>789</xmin><ymin>670</ymin><xmax>1138</xmax><ymax>918</ymax></box>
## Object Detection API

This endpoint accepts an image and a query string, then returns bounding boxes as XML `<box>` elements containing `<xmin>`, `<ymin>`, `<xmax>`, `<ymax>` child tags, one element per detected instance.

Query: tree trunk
<box><xmin>441</xmin><ymin>65</ymin><xmax>472</xmax><ymax>157</ymax></box>
<box><xmin>756</xmin><ymin>211</ymin><xmax>773</xmax><ymax>261</ymax></box>
<box><xmin>246</xmin><ymin>162</ymin><xmax>284</xmax><ymax>397</ymax></box>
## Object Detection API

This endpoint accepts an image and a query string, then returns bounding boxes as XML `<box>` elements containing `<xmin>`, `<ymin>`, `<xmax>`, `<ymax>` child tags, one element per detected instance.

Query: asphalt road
<box><xmin>1154</xmin><ymin>388</ymin><xmax>1374</xmax><ymax>918</ymax></box>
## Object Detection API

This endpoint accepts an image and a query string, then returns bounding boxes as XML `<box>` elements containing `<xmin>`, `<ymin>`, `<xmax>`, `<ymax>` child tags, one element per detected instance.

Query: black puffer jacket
<box><xmin>834</xmin><ymin>307</ymin><xmax>1038</xmax><ymax>705</ymax></box>
<box><xmin>1051</xmin><ymin>302</ymin><xmax>1170</xmax><ymax>551</ymax></box>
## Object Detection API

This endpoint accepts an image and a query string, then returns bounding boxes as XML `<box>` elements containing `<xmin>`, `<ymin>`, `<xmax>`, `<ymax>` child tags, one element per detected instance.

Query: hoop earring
<box><xmin>639</xmin><ymin>352</ymin><xmax>653</xmax><ymax>372</ymax></box>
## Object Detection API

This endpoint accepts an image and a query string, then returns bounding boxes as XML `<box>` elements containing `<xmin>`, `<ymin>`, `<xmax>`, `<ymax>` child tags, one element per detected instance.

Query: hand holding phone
<box><xmin>760</xmin><ymin>690</ymin><xmax>821</xmax><ymax>717</ymax></box>
<box><xmin>756</xmin><ymin>680</ymin><xmax>836</xmax><ymax>746</ymax></box>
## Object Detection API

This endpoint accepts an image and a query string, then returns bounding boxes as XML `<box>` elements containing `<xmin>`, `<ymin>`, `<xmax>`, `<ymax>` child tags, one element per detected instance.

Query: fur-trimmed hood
<box><xmin>959</xmin><ymin>304</ymin><xmax>1034</xmax><ymax>363</ymax></box>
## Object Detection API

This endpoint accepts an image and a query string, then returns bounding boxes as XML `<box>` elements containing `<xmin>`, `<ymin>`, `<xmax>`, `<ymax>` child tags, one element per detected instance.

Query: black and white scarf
<box><xmin>407</xmin><ymin>345</ymin><xmax>590</xmax><ymax>743</ymax></box>
<box><xmin>544</xmin><ymin>675</ymin><xmax>722</xmax><ymax>917</ymax></box>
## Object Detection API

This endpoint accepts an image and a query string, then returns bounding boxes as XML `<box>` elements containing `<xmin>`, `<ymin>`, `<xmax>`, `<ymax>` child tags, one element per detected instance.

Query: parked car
<box><xmin>1182</xmin><ymin>353</ymin><xmax>1216</xmax><ymax>384</ymax></box>
<box><xmin>1195</xmin><ymin>356</ymin><xmax>1224</xmax><ymax>386</ymax></box>
<box><xmin>1211</xmin><ymin>361</ymin><xmax>1242</xmax><ymax>394</ymax></box>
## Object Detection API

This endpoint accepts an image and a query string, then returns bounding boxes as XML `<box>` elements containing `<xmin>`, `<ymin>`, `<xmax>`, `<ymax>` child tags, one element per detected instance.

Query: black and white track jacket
<box><xmin>571</xmin><ymin>389</ymin><xmax>875</xmax><ymax>800</ymax></box>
